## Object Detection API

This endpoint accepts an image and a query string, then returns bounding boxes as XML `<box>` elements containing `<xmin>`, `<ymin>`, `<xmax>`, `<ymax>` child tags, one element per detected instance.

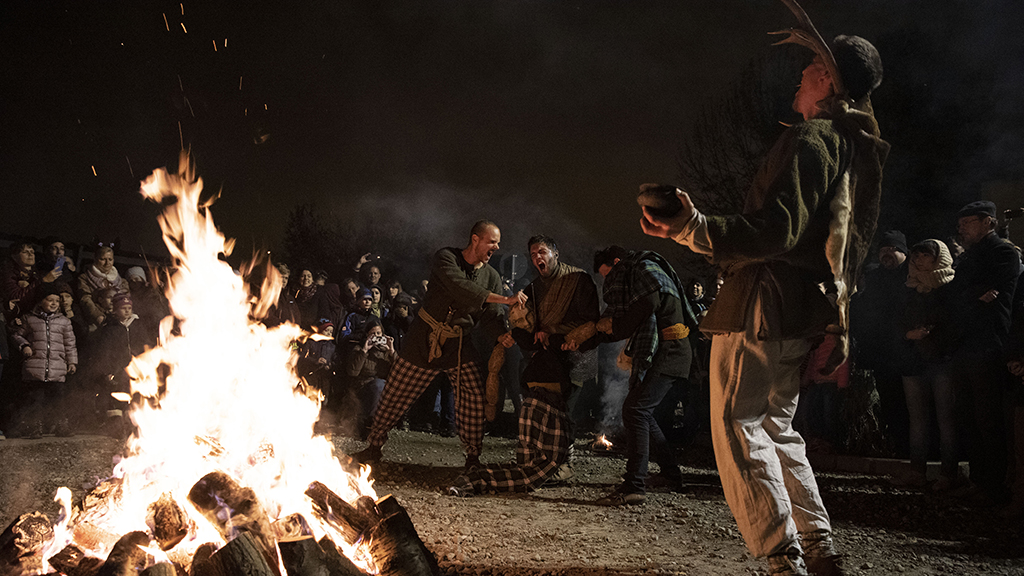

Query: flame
<box><xmin>39</xmin><ymin>153</ymin><xmax>376</xmax><ymax>572</ymax></box>
<box><xmin>593</xmin><ymin>434</ymin><xmax>613</xmax><ymax>450</ymax></box>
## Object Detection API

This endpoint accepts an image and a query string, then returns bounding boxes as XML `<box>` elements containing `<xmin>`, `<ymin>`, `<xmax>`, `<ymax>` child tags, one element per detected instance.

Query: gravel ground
<box><xmin>2</xmin><ymin>430</ymin><xmax>1023</xmax><ymax>576</ymax></box>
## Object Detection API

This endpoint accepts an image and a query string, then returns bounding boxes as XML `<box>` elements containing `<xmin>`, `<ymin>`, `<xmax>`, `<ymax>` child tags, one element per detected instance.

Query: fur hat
<box><xmin>831</xmin><ymin>35</ymin><xmax>883</xmax><ymax>101</ymax></box>
<box><xmin>879</xmin><ymin>230</ymin><xmax>908</xmax><ymax>255</ymax></box>
<box><xmin>956</xmin><ymin>200</ymin><xmax>997</xmax><ymax>220</ymax></box>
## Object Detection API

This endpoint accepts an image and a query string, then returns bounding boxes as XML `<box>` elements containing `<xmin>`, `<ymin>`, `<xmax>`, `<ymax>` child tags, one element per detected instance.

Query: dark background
<box><xmin>2</xmin><ymin>0</ymin><xmax>1022</xmax><ymax>277</ymax></box>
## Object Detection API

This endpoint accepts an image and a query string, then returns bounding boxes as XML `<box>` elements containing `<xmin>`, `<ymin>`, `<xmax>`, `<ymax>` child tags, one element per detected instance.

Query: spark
<box><xmin>212</xmin><ymin>40</ymin><xmax>217</xmax><ymax>52</ymax></box>
<box><xmin>224</xmin><ymin>38</ymin><xmax>228</xmax><ymax>48</ymax></box>
<box><xmin>264</xmin><ymin>103</ymin><xmax>268</xmax><ymax>110</ymax></box>
<box><xmin>239</xmin><ymin>76</ymin><xmax>243</xmax><ymax>90</ymax></box>
<box><xmin>184</xmin><ymin>96</ymin><xmax>195</xmax><ymax>117</ymax></box>
<box><xmin>180</xmin><ymin>23</ymin><xmax>187</xmax><ymax>34</ymax></box>
<box><xmin>244</xmin><ymin>108</ymin><xmax>247</xmax><ymax>116</ymax></box>
<box><xmin>178</xmin><ymin>121</ymin><xmax>183</xmax><ymax>149</ymax></box>
<box><xmin>127</xmin><ymin>156</ymin><xmax>134</xmax><ymax>177</ymax></box>
<box><xmin>162</xmin><ymin>13</ymin><xmax>169</xmax><ymax>31</ymax></box>
<box><xmin>180</xmin><ymin>3</ymin><xmax>184</xmax><ymax>15</ymax></box>
<box><xmin>178</xmin><ymin>75</ymin><xmax>183</xmax><ymax>92</ymax></box>
<box><xmin>91</xmin><ymin>165</ymin><xmax>97</xmax><ymax>176</ymax></box>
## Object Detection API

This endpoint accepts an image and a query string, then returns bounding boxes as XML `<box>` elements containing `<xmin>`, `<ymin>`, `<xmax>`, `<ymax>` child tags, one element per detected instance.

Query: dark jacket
<box><xmin>949</xmin><ymin>232</ymin><xmax>1021</xmax><ymax>355</ymax></box>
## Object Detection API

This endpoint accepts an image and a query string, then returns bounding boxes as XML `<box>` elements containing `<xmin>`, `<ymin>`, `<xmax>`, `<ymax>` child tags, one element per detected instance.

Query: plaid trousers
<box><xmin>463</xmin><ymin>387</ymin><xmax>570</xmax><ymax>493</ymax></box>
<box><xmin>366</xmin><ymin>355</ymin><xmax>486</xmax><ymax>456</ymax></box>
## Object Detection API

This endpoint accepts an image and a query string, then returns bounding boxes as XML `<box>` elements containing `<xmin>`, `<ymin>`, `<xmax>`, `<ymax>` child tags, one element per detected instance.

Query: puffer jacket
<box><xmin>12</xmin><ymin>310</ymin><xmax>78</xmax><ymax>382</ymax></box>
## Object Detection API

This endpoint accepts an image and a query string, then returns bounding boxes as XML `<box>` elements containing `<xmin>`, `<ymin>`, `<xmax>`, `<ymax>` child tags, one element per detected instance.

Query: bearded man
<box><xmin>353</xmin><ymin>221</ymin><xmax>526</xmax><ymax>469</ymax></box>
<box><xmin>639</xmin><ymin>28</ymin><xmax>889</xmax><ymax>576</ymax></box>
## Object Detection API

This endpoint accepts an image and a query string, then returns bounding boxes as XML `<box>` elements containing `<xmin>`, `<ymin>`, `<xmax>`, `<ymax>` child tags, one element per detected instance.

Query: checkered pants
<box><xmin>463</xmin><ymin>387</ymin><xmax>570</xmax><ymax>493</ymax></box>
<box><xmin>366</xmin><ymin>355</ymin><xmax>486</xmax><ymax>456</ymax></box>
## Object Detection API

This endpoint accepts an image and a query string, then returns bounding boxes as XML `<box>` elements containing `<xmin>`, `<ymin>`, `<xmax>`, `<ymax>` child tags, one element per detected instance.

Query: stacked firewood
<box><xmin>0</xmin><ymin>474</ymin><xmax>438</xmax><ymax>576</ymax></box>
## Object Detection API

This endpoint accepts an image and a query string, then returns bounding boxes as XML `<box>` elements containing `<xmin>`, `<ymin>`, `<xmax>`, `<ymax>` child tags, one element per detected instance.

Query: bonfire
<box><xmin>0</xmin><ymin>154</ymin><xmax>438</xmax><ymax>576</ymax></box>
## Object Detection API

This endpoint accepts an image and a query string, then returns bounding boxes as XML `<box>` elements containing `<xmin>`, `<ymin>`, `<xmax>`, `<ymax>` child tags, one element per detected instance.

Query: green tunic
<box><xmin>701</xmin><ymin>119</ymin><xmax>849</xmax><ymax>340</ymax></box>
<box><xmin>401</xmin><ymin>247</ymin><xmax>507</xmax><ymax>369</ymax></box>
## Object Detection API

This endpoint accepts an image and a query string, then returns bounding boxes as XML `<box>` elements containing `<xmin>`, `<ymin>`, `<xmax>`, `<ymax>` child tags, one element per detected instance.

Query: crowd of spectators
<box><xmin>2</xmin><ymin>200</ymin><xmax>1023</xmax><ymax>518</ymax></box>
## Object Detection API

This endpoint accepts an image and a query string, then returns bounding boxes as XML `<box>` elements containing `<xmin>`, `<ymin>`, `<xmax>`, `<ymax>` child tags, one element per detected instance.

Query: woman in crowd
<box><xmin>896</xmin><ymin>239</ymin><xmax>960</xmax><ymax>490</ymax></box>
<box><xmin>385</xmin><ymin>280</ymin><xmax>403</xmax><ymax>309</ymax></box>
<box><xmin>2</xmin><ymin>242</ymin><xmax>42</xmax><ymax>323</ymax></box>
<box><xmin>293</xmin><ymin>268</ymin><xmax>320</xmax><ymax>329</ymax></box>
<box><xmin>77</xmin><ymin>245</ymin><xmax>128</xmax><ymax>330</ymax></box>
<box><xmin>36</xmin><ymin>236</ymin><xmax>77</xmax><ymax>294</ymax></box>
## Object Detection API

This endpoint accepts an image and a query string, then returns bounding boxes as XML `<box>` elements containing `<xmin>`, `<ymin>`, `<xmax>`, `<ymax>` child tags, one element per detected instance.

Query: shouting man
<box><xmin>639</xmin><ymin>20</ymin><xmax>888</xmax><ymax>576</ymax></box>
<box><xmin>353</xmin><ymin>221</ymin><xmax>526</xmax><ymax>469</ymax></box>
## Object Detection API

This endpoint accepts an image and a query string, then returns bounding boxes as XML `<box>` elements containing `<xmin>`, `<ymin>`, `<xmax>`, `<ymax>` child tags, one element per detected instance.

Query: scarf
<box><xmin>905</xmin><ymin>241</ymin><xmax>954</xmax><ymax>293</ymax></box>
<box><xmin>87</xmin><ymin>265</ymin><xmax>122</xmax><ymax>288</ymax></box>
<box><xmin>602</xmin><ymin>251</ymin><xmax>689</xmax><ymax>373</ymax></box>
<box><xmin>295</xmin><ymin>283</ymin><xmax>318</xmax><ymax>303</ymax></box>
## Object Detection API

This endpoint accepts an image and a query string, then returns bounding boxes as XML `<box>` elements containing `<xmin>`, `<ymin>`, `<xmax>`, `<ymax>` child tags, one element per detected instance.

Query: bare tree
<box><xmin>677</xmin><ymin>47</ymin><xmax>804</xmax><ymax>216</ymax></box>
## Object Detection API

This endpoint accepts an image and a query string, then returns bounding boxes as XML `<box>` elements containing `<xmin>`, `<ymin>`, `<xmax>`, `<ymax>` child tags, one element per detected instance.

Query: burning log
<box><xmin>95</xmin><ymin>531</ymin><xmax>152</xmax><ymax>576</ymax></box>
<box><xmin>362</xmin><ymin>496</ymin><xmax>439</xmax><ymax>576</ymax></box>
<box><xmin>187</xmin><ymin>472</ymin><xmax>281</xmax><ymax>576</ymax></box>
<box><xmin>304</xmin><ymin>483</ymin><xmax>374</xmax><ymax>547</ymax></box>
<box><xmin>140</xmin><ymin>563</ymin><xmax>177</xmax><ymax>576</ymax></box>
<box><xmin>190</xmin><ymin>533</ymin><xmax>275</xmax><ymax>576</ymax></box>
<box><xmin>317</xmin><ymin>538</ymin><xmax>364</xmax><ymax>576</ymax></box>
<box><xmin>305</xmin><ymin>482</ymin><xmax>438</xmax><ymax>576</ymax></box>
<box><xmin>148</xmin><ymin>493</ymin><xmax>189</xmax><ymax>551</ymax></box>
<box><xmin>0</xmin><ymin>512</ymin><xmax>53</xmax><ymax>575</ymax></box>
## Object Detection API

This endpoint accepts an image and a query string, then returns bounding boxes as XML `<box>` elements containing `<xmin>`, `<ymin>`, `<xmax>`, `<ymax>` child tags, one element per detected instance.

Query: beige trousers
<box><xmin>709</xmin><ymin>305</ymin><xmax>831</xmax><ymax>557</ymax></box>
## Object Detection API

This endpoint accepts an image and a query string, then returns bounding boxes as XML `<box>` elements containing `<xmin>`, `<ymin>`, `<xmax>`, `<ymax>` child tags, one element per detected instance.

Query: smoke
<box><xmin>333</xmin><ymin>179</ymin><xmax>603</xmax><ymax>287</ymax></box>
<box><xmin>595</xmin><ymin>342</ymin><xmax>628</xmax><ymax>436</ymax></box>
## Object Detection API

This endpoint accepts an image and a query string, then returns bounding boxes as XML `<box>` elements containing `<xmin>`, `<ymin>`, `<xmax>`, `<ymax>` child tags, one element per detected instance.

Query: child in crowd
<box><xmin>340</xmin><ymin>288</ymin><xmax>374</xmax><ymax>340</ymax></box>
<box><xmin>298</xmin><ymin>320</ymin><xmax>338</xmax><ymax>405</ymax></box>
<box><xmin>91</xmin><ymin>294</ymin><xmax>156</xmax><ymax>437</ymax></box>
<box><xmin>10</xmin><ymin>285</ymin><xmax>78</xmax><ymax>438</ymax></box>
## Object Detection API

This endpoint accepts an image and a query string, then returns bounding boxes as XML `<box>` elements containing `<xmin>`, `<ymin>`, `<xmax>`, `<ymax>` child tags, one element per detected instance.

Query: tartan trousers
<box><xmin>366</xmin><ymin>354</ymin><xmax>486</xmax><ymax>456</ymax></box>
<box><xmin>464</xmin><ymin>387</ymin><xmax>570</xmax><ymax>493</ymax></box>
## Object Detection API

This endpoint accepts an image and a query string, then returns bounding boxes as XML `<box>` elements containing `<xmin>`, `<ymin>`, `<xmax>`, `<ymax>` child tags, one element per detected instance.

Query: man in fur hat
<box><xmin>639</xmin><ymin>31</ymin><xmax>888</xmax><ymax>576</ymax></box>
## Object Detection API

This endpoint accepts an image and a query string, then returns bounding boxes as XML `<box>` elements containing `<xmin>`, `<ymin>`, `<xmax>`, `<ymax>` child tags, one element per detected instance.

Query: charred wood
<box><xmin>140</xmin><ymin>563</ymin><xmax>177</xmax><ymax>576</ymax></box>
<box><xmin>303</xmin><ymin>483</ymin><xmax>374</xmax><ymax>546</ymax></box>
<box><xmin>0</xmin><ymin>512</ymin><xmax>53</xmax><ymax>576</ymax></box>
<box><xmin>95</xmin><ymin>531</ymin><xmax>152</xmax><ymax>576</ymax></box>
<box><xmin>191</xmin><ymin>533</ymin><xmax>275</xmax><ymax>576</ymax></box>
<box><xmin>316</xmin><ymin>538</ymin><xmax>364</xmax><ymax>576</ymax></box>
<box><xmin>362</xmin><ymin>496</ymin><xmax>439</xmax><ymax>576</ymax></box>
<box><xmin>277</xmin><ymin>538</ymin><xmax>327</xmax><ymax>576</ymax></box>
<box><xmin>189</xmin><ymin>544</ymin><xmax>218</xmax><ymax>576</ymax></box>
<box><xmin>187</xmin><ymin>472</ymin><xmax>280</xmax><ymax>576</ymax></box>
<box><xmin>148</xmin><ymin>494</ymin><xmax>189</xmax><ymax>551</ymax></box>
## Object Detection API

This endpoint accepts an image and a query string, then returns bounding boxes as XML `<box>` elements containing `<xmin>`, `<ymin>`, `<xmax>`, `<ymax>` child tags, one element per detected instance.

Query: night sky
<box><xmin>2</xmin><ymin>0</ymin><xmax>1023</xmax><ymax>265</ymax></box>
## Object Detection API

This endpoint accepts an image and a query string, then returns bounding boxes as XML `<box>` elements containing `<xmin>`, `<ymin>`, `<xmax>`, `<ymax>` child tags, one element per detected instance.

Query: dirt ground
<box><xmin>2</xmin><ymin>429</ymin><xmax>1023</xmax><ymax>576</ymax></box>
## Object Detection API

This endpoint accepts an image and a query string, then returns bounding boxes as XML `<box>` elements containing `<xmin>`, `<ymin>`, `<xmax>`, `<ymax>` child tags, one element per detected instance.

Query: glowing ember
<box><xmin>592</xmin><ymin>435</ymin><xmax>613</xmax><ymax>451</ymax></box>
<box><xmin>37</xmin><ymin>153</ymin><xmax>377</xmax><ymax>574</ymax></box>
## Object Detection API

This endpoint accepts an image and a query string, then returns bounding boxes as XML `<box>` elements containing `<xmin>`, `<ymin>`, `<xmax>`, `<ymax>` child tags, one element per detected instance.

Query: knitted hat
<box><xmin>356</xmin><ymin>287</ymin><xmax>373</xmax><ymax>301</ymax></box>
<box><xmin>112</xmin><ymin>294</ymin><xmax>133</xmax><ymax>309</ymax></box>
<box><xmin>126</xmin><ymin>266</ymin><xmax>147</xmax><ymax>282</ymax></box>
<box><xmin>831</xmin><ymin>35</ymin><xmax>883</xmax><ymax>101</ymax></box>
<box><xmin>956</xmin><ymin>200</ymin><xmax>997</xmax><ymax>220</ymax></box>
<box><xmin>879</xmin><ymin>230</ymin><xmax>908</xmax><ymax>254</ymax></box>
<box><xmin>317</xmin><ymin>319</ymin><xmax>334</xmax><ymax>331</ymax></box>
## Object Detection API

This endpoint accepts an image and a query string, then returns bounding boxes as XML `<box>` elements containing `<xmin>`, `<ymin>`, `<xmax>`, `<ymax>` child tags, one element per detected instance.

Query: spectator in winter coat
<box><xmin>36</xmin><ymin>236</ymin><xmax>77</xmax><ymax>295</ymax></box>
<box><xmin>77</xmin><ymin>246</ymin><xmax>129</xmax><ymax>329</ymax></box>
<box><xmin>91</xmin><ymin>294</ymin><xmax>157</xmax><ymax>413</ymax></box>
<box><xmin>298</xmin><ymin>320</ymin><xmax>338</xmax><ymax>428</ymax></box>
<box><xmin>368</xmin><ymin>284</ymin><xmax>387</xmax><ymax>319</ymax></box>
<box><xmin>125</xmin><ymin>266</ymin><xmax>170</xmax><ymax>326</ymax></box>
<box><xmin>10</xmin><ymin>285</ymin><xmax>78</xmax><ymax>438</ymax></box>
<box><xmin>383</xmin><ymin>292</ymin><xmax>415</xmax><ymax>351</ymax></box>
<box><xmin>895</xmin><ymin>239</ymin><xmax>960</xmax><ymax>490</ymax></box>
<box><xmin>294</xmin><ymin>269</ymin><xmax>320</xmax><ymax>330</ymax></box>
<box><xmin>341</xmin><ymin>288</ymin><xmax>375</xmax><ymax>340</ymax></box>
<box><xmin>948</xmin><ymin>201</ymin><xmax>1022</xmax><ymax>506</ymax></box>
<box><xmin>340</xmin><ymin>318</ymin><xmax>396</xmax><ymax>439</ymax></box>
<box><xmin>2</xmin><ymin>241</ymin><xmax>42</xmax><ymax>323</ymax></box>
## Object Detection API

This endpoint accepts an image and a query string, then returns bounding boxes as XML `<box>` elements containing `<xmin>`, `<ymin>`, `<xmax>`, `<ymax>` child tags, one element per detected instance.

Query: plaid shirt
<box><xmin>602</xmin><ymin>251</ymin><xmax>693</xmax><ymax>373</ymax></box>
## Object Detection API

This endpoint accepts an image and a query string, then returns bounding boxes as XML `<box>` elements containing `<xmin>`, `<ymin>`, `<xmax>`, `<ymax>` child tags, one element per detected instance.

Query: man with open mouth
<box><xmin>352</xmin><ymin>220</ymin><xmax>526</xmax><ymax>470</ymax></box>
